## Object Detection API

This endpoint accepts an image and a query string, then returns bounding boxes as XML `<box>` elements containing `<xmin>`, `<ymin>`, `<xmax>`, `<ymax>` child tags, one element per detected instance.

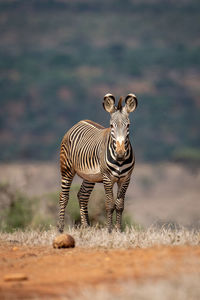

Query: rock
<box><xmin>4</xmin><ymin>273</ymin><xmax>28</xmax><ymax>281</ymax></box>
<box><xmin>53</xmin><ymin>234</ymin><xmax>75</xmax><ymax>249</ymax></box>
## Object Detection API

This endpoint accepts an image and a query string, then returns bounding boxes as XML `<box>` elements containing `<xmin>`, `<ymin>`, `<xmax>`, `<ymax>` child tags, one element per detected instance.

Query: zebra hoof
<box><xmin>108</xmin><ymin>228</ymin><xmax>112</xmax><ymax>234</ymax></box>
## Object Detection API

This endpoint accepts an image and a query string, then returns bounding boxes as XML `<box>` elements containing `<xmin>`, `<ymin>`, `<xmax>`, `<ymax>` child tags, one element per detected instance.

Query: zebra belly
<box><xmin>76</xmin><ymin>169</ymin><xmax>103</xmax><ymax>183</ymax></box>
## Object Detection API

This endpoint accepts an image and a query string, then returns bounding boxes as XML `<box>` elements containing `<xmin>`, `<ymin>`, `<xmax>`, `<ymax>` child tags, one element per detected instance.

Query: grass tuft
<box><xmin>0</xmin><ymin>226</ymin><xmax>199</xmax><ymax>248</ymax></box>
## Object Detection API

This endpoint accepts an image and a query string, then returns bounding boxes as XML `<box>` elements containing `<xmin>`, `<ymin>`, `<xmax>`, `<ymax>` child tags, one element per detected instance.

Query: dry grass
<box><xmin>0</xmin><ymin>226</ymin><xmax>199</xmax><ymax>248</ymax></box>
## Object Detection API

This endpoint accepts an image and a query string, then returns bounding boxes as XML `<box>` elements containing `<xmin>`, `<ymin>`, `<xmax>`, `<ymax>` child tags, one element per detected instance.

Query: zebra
<box><xmin>58</xmin><ymin>93</ymin><xmax>138</xmax><ymax>233</ymax></box>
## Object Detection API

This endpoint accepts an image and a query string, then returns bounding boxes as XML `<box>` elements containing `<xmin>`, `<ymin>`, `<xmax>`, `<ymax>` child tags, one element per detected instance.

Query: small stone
<box><xmin>53</xmin><ymin>234</ymin><xmax>75</xmax><ymax>249</ymax></box>
<box><xmin>4</xmin><ymin>273</ymin><xmax>28</xmax><ymax>281</ymax></box>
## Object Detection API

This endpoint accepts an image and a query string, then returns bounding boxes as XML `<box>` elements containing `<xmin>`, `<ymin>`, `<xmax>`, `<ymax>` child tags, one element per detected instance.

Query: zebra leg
<box><xmin>103</xmin><ymin>177</ymin><xmax>115</xmax><ymax>233</ymax></box>
<box><xmin>58</xmin><ymin>175</ymin><xmax>74</xmax><ymax>233</ymax></box>
<box><xmin>115</xmin><ymin>177</ymin><xmax>131</xmax><ymax>231</ymax></box>
<box><xmin>77</xmin><ymin>180</ymin><xmax>95</xmax><ymax>227</ymax></box>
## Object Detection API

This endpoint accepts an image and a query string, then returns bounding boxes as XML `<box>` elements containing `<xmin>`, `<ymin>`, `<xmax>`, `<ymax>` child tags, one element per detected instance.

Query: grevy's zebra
<box><xmin>58</xmin><ymin>93</ymin><xmax>138</xmax><ymax>233</ymax></box>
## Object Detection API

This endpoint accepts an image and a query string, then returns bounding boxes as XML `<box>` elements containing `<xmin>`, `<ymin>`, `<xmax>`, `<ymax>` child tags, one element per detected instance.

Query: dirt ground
<box><xmin>0</xmin><ymin>242</ymin><xmax>200</xmax><ymax>299</ymax></box>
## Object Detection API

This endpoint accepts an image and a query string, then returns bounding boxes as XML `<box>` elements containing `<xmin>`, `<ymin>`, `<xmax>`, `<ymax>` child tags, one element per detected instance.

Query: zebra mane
<box><xmin>117</xmin><ymin>97</ymin><xmax>123</xmax><ymax>111</ymax></box>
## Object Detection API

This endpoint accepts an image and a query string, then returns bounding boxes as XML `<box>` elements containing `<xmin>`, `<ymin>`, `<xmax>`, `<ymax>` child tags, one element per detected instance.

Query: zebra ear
<box><xmin>103</xmin><ymin>93</ymin><xmax>116</xmax><ymax>113</ymax></box>
<box><xmin>123</xmin><ymin>94</ymin><xmax>138</xmax><ymax>114</ymax></box>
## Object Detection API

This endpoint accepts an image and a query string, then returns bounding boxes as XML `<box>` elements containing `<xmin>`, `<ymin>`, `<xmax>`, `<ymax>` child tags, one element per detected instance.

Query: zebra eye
<box><xmin>110</xmin><ymin>124</ymin><xmax>114</xmax><ymax>129</ymax></box>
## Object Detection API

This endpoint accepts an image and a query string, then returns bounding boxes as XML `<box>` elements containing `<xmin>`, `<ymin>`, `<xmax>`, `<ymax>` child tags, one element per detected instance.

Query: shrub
<box><xmin>0</xmin><ymin>184</ymin><xmax>34</xmax><ymax>232</ymax></box>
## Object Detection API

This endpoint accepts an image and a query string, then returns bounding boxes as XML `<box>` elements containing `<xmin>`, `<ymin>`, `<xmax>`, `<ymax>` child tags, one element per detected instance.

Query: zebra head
<box><xmin>103</xmin><ymin>93</ymin><xmax>138</xmax><ymax>161</ymax></box>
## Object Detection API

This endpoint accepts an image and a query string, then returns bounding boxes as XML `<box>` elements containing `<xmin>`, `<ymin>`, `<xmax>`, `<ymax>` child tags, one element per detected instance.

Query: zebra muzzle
<box><xmin>116</xmin><ymin>141</ymin><xmax>126</xmax><ymax>160</ymax></box>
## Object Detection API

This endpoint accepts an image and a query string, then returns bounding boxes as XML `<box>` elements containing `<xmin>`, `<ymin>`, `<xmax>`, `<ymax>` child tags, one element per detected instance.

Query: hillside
<box><xmin>0</xmin><ymin>0</ymin><xmax>200</xmax><ymax>161</ymax></box>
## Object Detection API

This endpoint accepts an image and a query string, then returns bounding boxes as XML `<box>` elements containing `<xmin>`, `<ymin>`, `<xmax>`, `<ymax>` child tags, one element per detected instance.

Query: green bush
<box><xmin>0</xmin><ymin>183</ymin><xmax>51</xmax><ymax>232</ymax></box>
<box><xmin>0</xmin><ymin>186</ymin><xmax>34</xmax><ymax>232</ymax></box>
<box><xmin>5</xmin><ymin>193</ymin><xmax>33</xmax><ymax>231</ymax></box>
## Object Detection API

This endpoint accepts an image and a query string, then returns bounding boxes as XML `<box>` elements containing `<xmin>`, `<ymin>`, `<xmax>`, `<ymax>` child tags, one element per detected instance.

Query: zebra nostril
<box><xmin>116</xmin><ymin>149</ymin><xmax>126</xmax><ymax>160</ymax></box>
<box><xmin>117</xmin><ymin>155</ymin><xmax>125</xmax><ymax>161</ymax></box>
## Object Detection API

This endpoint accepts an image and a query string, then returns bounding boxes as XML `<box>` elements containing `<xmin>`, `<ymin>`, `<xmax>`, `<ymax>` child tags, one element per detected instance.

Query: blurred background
<box><xmin>0</xmin><ymin>0</ymin><xmax>199</xmax><ymax>231</ymax></box>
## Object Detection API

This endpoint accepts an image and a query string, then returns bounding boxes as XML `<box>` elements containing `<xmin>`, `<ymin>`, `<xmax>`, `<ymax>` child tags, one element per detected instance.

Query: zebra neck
<box><xmin>106</xmin><ymin>135</ymin><xmax>133</xmax><ymax>167</ymax></box>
